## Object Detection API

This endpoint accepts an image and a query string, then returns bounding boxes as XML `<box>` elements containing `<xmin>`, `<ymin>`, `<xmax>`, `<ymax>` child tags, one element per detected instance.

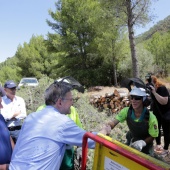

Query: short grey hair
<box><xmin>45</xmin><ymin>82</ymin><xmax>73</xmax><ymax>105</ymax></box>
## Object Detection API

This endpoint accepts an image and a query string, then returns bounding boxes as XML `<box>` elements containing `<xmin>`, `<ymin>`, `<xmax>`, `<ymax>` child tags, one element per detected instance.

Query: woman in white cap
<box><xmin>108</xmin><ymin>86</ymin><xmax>159</xmax><ymax>154</ymax></box>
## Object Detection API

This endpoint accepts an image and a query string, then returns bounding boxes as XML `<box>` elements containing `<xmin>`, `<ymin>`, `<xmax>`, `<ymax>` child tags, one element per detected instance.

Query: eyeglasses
<box><xmin>62</xmin><ymin>98</ymin><xmax>76</xmax><ymax>102</ymax></box>
<box><xmin>130</xmin><ymin>95</ymin><xmax>143</xmax><ymax>100</ymax></box>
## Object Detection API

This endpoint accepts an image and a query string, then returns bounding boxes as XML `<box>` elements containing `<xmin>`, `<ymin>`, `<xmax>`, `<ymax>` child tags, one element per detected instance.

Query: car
<box><xmin>18</xmin><ymin>77</ymin><xmax>39</xmax><ymax>89</ymax></box>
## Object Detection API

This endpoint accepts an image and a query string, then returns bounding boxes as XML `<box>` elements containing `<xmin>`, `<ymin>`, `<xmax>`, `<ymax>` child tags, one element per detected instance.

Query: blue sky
<box><xmin>0</xmin><ymin>0</ymin><xmax>56</xmax><ymax>63</ymax></box>
<box><xmin>135</xmin><ymin>0</ymin><xmax>170</xmax><ymax>35</ymax></box>
<box><xmin>0</xmin><ymin>0</ymin><xmax>170</xmax><ymax>63</ymax></box>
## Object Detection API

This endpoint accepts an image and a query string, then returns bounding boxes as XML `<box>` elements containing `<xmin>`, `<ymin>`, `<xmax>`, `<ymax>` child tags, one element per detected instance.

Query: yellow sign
<box><xmin>92</xmin><ymin>134</ymin><xmax>170</xmax><ymax>170</ymax></box>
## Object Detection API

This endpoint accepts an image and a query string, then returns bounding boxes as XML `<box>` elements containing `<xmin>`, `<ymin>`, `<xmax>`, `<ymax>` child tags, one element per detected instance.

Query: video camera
<box><xmin>145</xmin><ymin>74</ymin><xmax>152</xmax><ymax>84</ymax></box>
<box><xmin>145</xmin><ymin>73</ymin><xmax>153</xmax><ymax>94</ymax></box>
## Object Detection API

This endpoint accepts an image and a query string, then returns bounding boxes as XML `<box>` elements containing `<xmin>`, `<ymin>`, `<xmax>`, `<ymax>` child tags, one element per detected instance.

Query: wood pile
<box><xmin>89</xmin><ymin>88</ymin><xmax>130</xmax><ymax>114</ymax></box>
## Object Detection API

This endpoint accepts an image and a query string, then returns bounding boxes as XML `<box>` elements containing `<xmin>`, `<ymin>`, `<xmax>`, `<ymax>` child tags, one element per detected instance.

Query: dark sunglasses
<box><xmin>130</xmin><ymin>95</ymin><xmax>143</xmax><ymax>100</ymax></box>
<box><xmin>9</xmin><ymin>87</ymin><xmax>16</xmax><ymax>90</ymax></box>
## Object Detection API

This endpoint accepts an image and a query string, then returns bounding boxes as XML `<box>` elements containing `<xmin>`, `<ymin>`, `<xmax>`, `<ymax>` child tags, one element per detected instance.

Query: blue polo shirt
<box><xmin>0</xmin><ymin>114</ymin><xmax>12</xmax><ymax>164</ymax></box>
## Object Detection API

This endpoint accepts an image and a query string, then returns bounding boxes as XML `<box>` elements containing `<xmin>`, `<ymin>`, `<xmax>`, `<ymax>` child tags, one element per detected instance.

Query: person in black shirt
<box><xmin>149</xmin><ymin>75</ymin><xmax>170</xmax><ymax>156</ymax></box>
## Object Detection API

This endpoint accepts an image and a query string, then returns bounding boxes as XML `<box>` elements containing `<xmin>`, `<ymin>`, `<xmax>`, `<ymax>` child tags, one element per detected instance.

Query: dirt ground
<box><xmin>87</xmin><ymin>86</ymin><xmax>129</xmax><ymax>98</ymax></box>
<box><xmin>87</xmin><ymin>83</ymin><xmax>170</xmax><ymax>97</ymax></box>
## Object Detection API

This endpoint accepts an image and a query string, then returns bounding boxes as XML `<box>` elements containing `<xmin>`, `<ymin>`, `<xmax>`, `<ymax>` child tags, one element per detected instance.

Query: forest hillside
<box><xmin>136</xmin><ymin>15</ymin><xmax>170</xmax><ymax>43</ymax></box>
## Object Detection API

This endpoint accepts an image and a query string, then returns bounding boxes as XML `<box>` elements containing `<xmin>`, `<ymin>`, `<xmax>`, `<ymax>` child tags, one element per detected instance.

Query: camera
<box><xmin>146</xmin><ymin>83</ymin><xmax>152</xmax><ymax>91</ymax></box>
<box><xmin>145</xmin><ymin>73</ymin><xmax>154</xmax><ymax>94</ymax></box>
<box><xmin>145</xmin><ymin>83</ymin><xmax>152</xmax><ymax>94</ymax></box>
<box><xmin>145</xmin><ymin>73</ymin><xmax>152</xmax><ymax>84</ymax></box>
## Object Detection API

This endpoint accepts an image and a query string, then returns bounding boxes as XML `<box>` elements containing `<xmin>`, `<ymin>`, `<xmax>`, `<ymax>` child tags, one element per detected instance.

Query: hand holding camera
<box><xmin>148</xmin><ymin>85</ymin><xmax>157</xmax><ymax>95</ymax></box>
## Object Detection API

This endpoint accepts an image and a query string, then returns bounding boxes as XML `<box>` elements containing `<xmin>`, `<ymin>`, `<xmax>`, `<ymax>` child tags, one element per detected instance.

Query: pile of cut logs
<box><xmin>89</xmin><ymin>88</ymin><xmax>130</xmax><ymax>114</ymax></box>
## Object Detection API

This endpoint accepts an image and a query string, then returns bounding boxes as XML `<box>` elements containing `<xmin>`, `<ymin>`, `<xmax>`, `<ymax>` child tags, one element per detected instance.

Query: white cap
<box><xmin>130</xmin><ymin>86</ymin><xmax>146</xmax><ymax>97</ymax></box>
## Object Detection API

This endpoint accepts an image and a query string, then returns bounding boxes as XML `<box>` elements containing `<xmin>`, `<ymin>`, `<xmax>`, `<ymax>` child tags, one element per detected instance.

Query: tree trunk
<box><xmin>112</xmin><ymin>39</ymin><xmax>118</xmax><ymax>86</ymax></box>
<box><xmin>128</xmin><ymin>26</ymin><xmax>139</xmax><ymax>78</ymax></box>
<box><xmin>112</xmin><ymin>58</ymin><xmax>118</xmax><ymax>86</ymax></box>
<box><xmin>126</xmin><ymin>0</ymin><xmax>139</xmax><ymax>78</ymax></box>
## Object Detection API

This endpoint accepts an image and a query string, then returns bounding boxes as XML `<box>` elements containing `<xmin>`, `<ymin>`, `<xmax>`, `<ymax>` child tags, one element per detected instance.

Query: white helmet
<box><xmin>129</xmin><ymin>86</ymin><xmax>146</xmax><ymax>97</ymax></box>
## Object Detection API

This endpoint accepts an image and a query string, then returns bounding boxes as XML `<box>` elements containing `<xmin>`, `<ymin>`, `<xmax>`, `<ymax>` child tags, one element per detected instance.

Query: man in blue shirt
<box><xmin>9</xmin><ymin>81</ymin><xmax>111</xmax><ymax>170</ymax></box>
<box><xmin>0</xmin><ymin>90</ymin><xmax>14</xmax><ymax>170</ymax></box>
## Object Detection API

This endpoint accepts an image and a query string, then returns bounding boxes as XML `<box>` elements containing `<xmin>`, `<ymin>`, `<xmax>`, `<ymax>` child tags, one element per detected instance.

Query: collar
<box><xmin>131</xmin><ymin>107</ymin><xmax>146</xmax><ymax>121</ymax></box>
<box><xmin>4</xmin><ymin>95</ymin><xmax>17</xmax><ymax>102</ymax></box>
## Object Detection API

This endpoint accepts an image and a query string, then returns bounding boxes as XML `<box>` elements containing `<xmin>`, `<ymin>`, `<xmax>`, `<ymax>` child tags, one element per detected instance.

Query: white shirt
<box><xmin>1</xmin><ymin>95</ymin><xmax>27</xmax><ymax>127</ymax></box>
<box><xmin>9</xmin><ymin>106</ymin><xmax>96</xmax><ymax>170</ymax></box>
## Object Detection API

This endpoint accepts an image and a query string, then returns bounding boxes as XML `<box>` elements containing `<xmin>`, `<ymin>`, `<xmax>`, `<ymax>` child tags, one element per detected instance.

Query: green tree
<box><xmin>46</xmin><ymin>0</ymin><xmax>113</xmax><ymax>85</ymax></box>
<box><xmin>136</xmin><ymin>43</ymin><xmax>154</xmax><ymax>78</ymax></box>
<box><xmin>95</xmin><ymin>0</ymin><xmax>126</xmax><ymax>86</ymax></box>
<box><xmin>145</xmin><ymin>32</ymin><xmax>161</xmax><ymax>65</ymax></box>
<box><xmin>111</xmin><ymin>0</ymin><xmax>156</xmax><ymax>78</ymax></box>
<box><xmin>159</xmin><ymin>32</ymin><xmax>170</xmax><ymax>75</ymax></box>
<box><xmin>146</xmin><ymin>32</ymin><xmax>170</xmax><ymax>76</ymax></box>
<box><xmin>145</xmin><ymin>32</ymin><xmax>170</xmax><ymax>76</ymax></box>
<box><xmin>0</xmin><ymin>57</ymin><xmax>21</xmax><ymax>84</ymax></box>
<box><xmin>15</xmin><ymin>35</ymin><xmax>51</xmax><ymax>78</ymax></box>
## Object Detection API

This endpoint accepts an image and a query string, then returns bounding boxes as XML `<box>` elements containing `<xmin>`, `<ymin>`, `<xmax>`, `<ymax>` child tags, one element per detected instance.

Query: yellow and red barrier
<box><xmin>81</xmin><ymin>132</ymin><xmax>170</xmax><ymax>170</ymax></box>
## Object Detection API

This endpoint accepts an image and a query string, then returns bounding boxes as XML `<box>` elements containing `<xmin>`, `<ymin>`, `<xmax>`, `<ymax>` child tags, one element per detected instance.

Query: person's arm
<box><xmin>61</xmin><ymin>118</ymin><xmax>110</xmax><ymax>149</ymax></box>
<box><xmin>130</xmin><ymin>136</ymin><xmax>154</xmax><ymax>152</ymax></box>
<box><xmin>15</xmin><ymin>97</ymin><xmax>27</xmax><ymax>120</ymax></box>
<box><xmin>10</xmin><ymin>136</ymin><xmax>15</xmax><ymax>150</ymax></box>
<box><xmin>2</xmin><ymin>97</ymin><xmax>26</xmax><ymax>120</ymax></box>
<box><xmin>0</xmin><ymin>130</ymin><xmax>14</xmax><ymax>169</ymax></box>
<box><xmin>107</xmin><ymin>107</ymin><xmax>129</xmax><ymax>129</ymax></box>
<box><xmin>0</xmin><ymin>164</ymin><xmax>8</xmax><ymax>170</ymax></box>
<box><xmin>144</xmin><ymin>136</ymin><xmax>154</xmax><ymax>144</ymax></box>
<box><xmin>98</xmin><ymin>125</ymin><xmax>111</xmax><ymax>135</ymax></box>
<box><xmin>107</xmin><ymin>119</ymin><xmax>120</xmax><ymax>129</ymax></box>
<box><xmin>150</xmin><ymin>86</ymin><xmax>168</xmax><ymax>105</ymax></box>
<box><xmin>12</xmin><ymin>111</ymin><xmax>21</xmax><ymax>119</ymax></box>
<box><xmin>148</xmin><ymin>112</ymin><xmax>159</xmax><ymax>142</ymax></box>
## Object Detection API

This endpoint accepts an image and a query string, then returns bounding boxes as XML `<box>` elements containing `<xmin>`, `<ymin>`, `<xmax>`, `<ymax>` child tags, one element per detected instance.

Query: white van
<box><xmin>18</xmin><ymin>77</ymin><xmax>39</xmax><ymax>88</ymax></box>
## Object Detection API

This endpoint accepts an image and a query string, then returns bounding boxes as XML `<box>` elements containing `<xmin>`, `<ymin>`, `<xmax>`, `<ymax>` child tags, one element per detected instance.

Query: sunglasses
<box><xmin>9</xmin><ymin>87</ymin><xmax>16</xmax><ymax>91</ymax></box>
<box><xmin>130</xmin><ymin>95</ymin><xmax>143</xmax><ymax>100</ymax></box>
